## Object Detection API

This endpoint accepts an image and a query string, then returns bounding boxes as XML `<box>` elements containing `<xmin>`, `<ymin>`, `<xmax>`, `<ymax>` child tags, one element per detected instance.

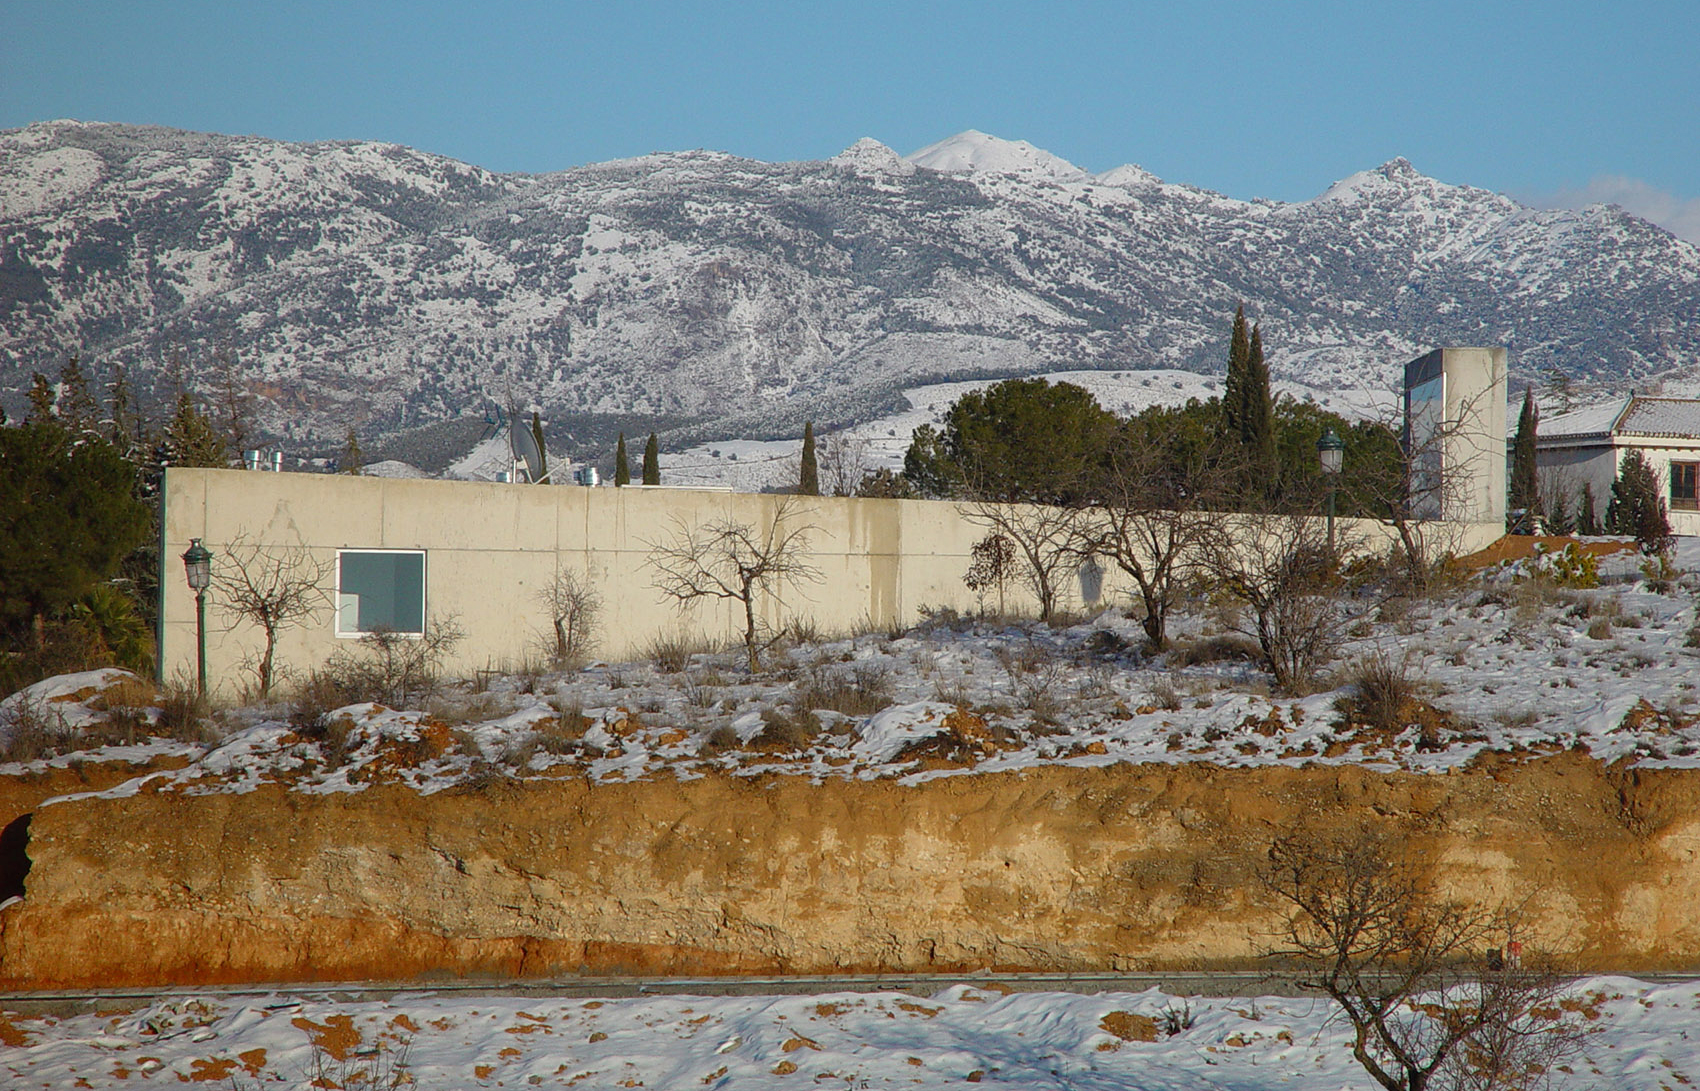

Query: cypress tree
<box><xmin>340</xmin><ymin>428</ymin><xmax>363</xmax><ymax>475</ymax></box>
<box><xmin>1508</xmin><ymin>388</ymin><xmax>1540</xmax><ymax>529</ymax></box>
<box><xmin>1243</xmin><ymin>323</ymin><xmax>1276</xmax><ymax>493</ymax></box>
<box><xmin>1578</xmin><ymin>482</ymin><xmax>1601</xmax><ymax>535</ymax></box>
<box><xmin>614</xmin><ymin>433</ymin><xmax>630</xmax><ymax>486</ymax></box>
<box><xmin>799</xmin><ymin>421</ymin><xmax>820</xmax><ymax>495</ymax></box>
<box><xmin>642</xmin><ymin>433</ymin><xmax>660</xmax><ymax>485</ymax></box>
<box><xmin>1220</xmin><ymin>306</ymin><xmax>1250</xmax><ymax>442</ymax></box>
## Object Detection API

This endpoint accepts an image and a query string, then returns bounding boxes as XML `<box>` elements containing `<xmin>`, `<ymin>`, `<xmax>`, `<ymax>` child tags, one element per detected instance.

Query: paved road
<box><xmin>8</xmin><ymin>970</ymin><xmax>1700</xmax><ymax>1017</ymax></box>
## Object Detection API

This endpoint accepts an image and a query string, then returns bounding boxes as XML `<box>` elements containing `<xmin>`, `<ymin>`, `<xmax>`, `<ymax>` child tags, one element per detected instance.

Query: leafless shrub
<box><xmin>645</xmin><ymin>631</ymin><xmax>711</xmax><ymax>673</ymax></box>
<box><xmin>0</xmin><ymin>697</ymin><xmax>73</xmax><ymax>762</ymax></box>
<box><xmin>931</xmin><ymin>676</ymin><xmax>975</xmax><ymax>707</ymax></box>
<box><xmin>318</xmin><ymin>616</ymin><xmax>466</xmax><ymax>708</ymax></box>
<box><xmin>1148</xmin><ymin>677</ymin><xmax>1184</xmax><ymax>712</ymax></box>
<box><xmin>699</xmin><ymin>724</ymin><xmax>740</xmax><ymax>757</ymax></box>
<box><xmin>153</xmin><ymin>680</ymin><xmax>214</xmax><ymax>742</ymax></box>
<box><xmin>1206</xmin><ymin>513</ymin><xmax>1360</xmax><ymax>694</ymax></box>
<box><xmin>794</xmin><ymin>661</ymin><xmax>892</xmax><ymax>716</ymax></box>
<box><xmin>1000</xmin><ymin>641</ymin><xmax>1067</xmax><ymax>723</ymax></box>
<box><xmin>1346</xmin><ymin>651</ymin><xmax>1420</xmax><ymax>735</ymax></box>
<box><xmin>750</xmin><ymin>707</ymin><xmax>820</xmax><ymax>752</ymax></box>
<box><xmin>1264</xmin><ymin>829</ymin><xmax>1586</xmax><ymax>1091</ymax></box>
<box><xmin>1168</xmin><ymin>634</ymin><xmax>1262</xmax><ymax>667</ymax></box>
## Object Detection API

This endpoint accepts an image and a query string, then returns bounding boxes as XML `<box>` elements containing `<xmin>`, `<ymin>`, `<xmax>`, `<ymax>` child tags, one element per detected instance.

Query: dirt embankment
<box><xmin>2</xmin><ymin>753</ymin><xmax>1698</xmax><ymax>988</ymax></box>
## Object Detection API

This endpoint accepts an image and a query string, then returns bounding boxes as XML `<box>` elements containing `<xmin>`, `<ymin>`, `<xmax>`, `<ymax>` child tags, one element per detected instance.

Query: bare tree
<box><xmin>537</xmin><ymin>567</ymin><xmax>601</xmax><ymax>667</ymax></box>
<box><xmin>1264</xmin><ymin>829</ymin><xmax>1586</xmax><ymax>1091</ymax></box>
<box><xmin>646</xmin><ymin>497</ymin><xmax>822</xmax><ymax>669</ymax></box>
<box><xmin>1205</xmin><ymin>511</ymin><xmax>1359</xmax><ymax>692</ymax></box>
<box><xmin>960</xmin><ymin>501</ymin><xmax>1093</xmax><ymax>624</ymax></box>
<box><xmin>818</xmin><ymin>429</ymin><xmax>875</xmax><ymax>497</ymax></box>
<box><xmin>1089</xmin><ymin>445</ymin><xmax>1231</xmax><ymax>651</ymax></box>
<box><xmin>214</xmin><ymin>538</ymin><xmax>333</xmax><ymax>698</ymax></box>
<box><xmin>1354</xmin><ymin>381</ymin><xmax>1499</xmax><ymax>594</ymax></box>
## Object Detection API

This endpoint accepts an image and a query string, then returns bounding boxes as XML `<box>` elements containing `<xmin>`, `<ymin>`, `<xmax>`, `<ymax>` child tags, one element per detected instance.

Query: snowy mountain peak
<box><xmin>1309</xmin><ymin>157</ymin><xmax>1432</xmax><ymax>203</ymax></box>
<box><xmin>904</xmin><ymin>130</ymin><xmax>1087</xmax><ymax>181</ymax></box>
<box><xmin>1094</xmin><ymin>163</ymin><xmax>1162</xmax><ymax>191</ymax></box>
<box><xmin>829</xmin><ymin>137</ymin><xmax>915</xmax><ymax>176</ymax></box>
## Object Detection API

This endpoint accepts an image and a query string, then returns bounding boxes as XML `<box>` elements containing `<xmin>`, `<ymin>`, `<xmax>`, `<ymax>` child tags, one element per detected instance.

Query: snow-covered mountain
<box><xmin>3</xmin><ymin>121</ymin><xmax>1697</xmax><ymax>451</ymax></box>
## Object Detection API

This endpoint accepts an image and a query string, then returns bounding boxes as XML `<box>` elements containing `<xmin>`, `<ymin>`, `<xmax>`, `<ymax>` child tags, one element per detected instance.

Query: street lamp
<box><xmin>1317</xmin><ymin>429</ymin><xmax>1345</xmax><ymax>556</ymax></box>
<box><xmin>181</xmin><ymin>538</ymin><xmax>212</xmax><ymax>697</ymax></box>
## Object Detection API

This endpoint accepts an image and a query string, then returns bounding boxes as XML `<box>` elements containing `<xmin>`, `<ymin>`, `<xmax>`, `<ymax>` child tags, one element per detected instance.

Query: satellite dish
<box><xmin>510</xmin><ymin>412</ymin><xmax>549</xmax><ymax>483</ymax></box>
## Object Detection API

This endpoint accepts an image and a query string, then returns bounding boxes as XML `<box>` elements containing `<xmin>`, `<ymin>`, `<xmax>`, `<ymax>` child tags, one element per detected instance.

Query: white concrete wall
<box><xmin>160</xmin><ymin>469</ymin><xmax>1503</xmax><ymax>701</ymax></box>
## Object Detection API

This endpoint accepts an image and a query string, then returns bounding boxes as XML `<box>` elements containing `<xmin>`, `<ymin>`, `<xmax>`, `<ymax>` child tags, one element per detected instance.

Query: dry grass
<box><xmin>793</xmin><ymin>661</ymin><xmax>892</xmax><ymax>716</ymax></box>
<box><xmin>645</xmin><ymin>632</ymin><xmax>718</xmax><ymax>674</ymax></box>
<box><xmin>1169</xmin><ymin>634</ymin><xmax>1261</xmax><ymax>667</ymax></box>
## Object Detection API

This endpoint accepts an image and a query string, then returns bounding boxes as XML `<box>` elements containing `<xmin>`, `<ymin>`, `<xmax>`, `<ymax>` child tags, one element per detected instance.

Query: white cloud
<box><xmin>1522</xmin><ymin>176</ymin><xmax>1700</xmax><ymax>244</ymax></box>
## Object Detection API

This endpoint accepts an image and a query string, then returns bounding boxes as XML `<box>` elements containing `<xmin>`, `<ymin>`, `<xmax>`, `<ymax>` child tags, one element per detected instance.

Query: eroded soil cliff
<box><xmin>3</xmin><ymin>753</ymin><xmax>1698</xmax><ymax>988</ymax></box>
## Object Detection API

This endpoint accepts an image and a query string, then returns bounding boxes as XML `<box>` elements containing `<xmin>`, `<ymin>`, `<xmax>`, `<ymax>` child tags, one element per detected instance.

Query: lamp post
<box><xmin>1317</xmin><ymin>429</ymin><xmax>1345</xmax><ymax>556</ymax></box>
<box><xmin>181</xmin><ymin>538</ymin><xmax>212</xmax><ymax>697</ymax></box>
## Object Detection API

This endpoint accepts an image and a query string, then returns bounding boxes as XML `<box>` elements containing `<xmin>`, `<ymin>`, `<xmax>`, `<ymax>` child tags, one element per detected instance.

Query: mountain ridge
<box><xmin>3</xmin><ymin>120</ymin><xmax>1696</xmax><ymax>449</ymax></box>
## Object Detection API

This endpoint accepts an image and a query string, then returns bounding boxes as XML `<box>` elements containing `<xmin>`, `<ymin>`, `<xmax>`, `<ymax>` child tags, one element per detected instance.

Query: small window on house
<box><xmin>1672</xmin><ymin>462</ymin><xmax>1699</xmax><ymax>511</ymax></box>
<box><xmin>336</xmin><ymin>550</ymin><xmax>426</xmax><ymax>635</ymax></box>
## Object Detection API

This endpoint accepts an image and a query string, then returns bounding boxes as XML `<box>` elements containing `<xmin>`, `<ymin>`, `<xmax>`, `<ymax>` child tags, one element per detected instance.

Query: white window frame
<box><xmin>334</xmin><ymin>548</ymin><xmax>428</xmax><ymax>638</ymax></box>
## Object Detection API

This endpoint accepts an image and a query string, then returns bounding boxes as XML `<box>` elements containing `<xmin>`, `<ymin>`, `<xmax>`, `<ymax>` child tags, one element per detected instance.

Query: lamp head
<box><xmin>182</xmin><ymin>538</ymin><xmax>212</xmax><ymax>592</ymax></box>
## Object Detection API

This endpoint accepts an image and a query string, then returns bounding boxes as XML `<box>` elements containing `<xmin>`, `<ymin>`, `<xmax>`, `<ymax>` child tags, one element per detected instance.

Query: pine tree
<box><xmin>614</xmin><ymin>433</ymin><xmax>630</xmax><ymax>486</ymax></box>
<box><xmin>57</xmin><ymin>357</ymin><xmax>100</xmax><ymax>434</ymax></box>
<box><xmin>799</xmin><ymin>421</ymin><xmax>820</xmax><ymax>495</ymax></box>
<box><xmin>0</xmin><ymin>419</ymin><xmax>152</xmax><ymax>641</ymax></box>
<box><xmin>25</xmin><ymin>373</ymin><xmax>56</xmax><ymax>422</ymax></box>
<box><xmin>1508</xmin><ymin>387</ymin><xmax>1540</xmax><ymax>529</ymax></box>
<box><xmin>161</xmin><ymin>392</ymin><xmax>229</xmax><ymax>468</ymax></box>
<box><xmin>340</xmin><ymin>428</ymin><xmax>363</xmax><ymax>474</ymax></box>
<box><xmin>642</xmin><ymin>433</ymin><xmax>660</xmax><ymax>486</ymax></box>
<box><xmin>1606</xmin><ymin>449</ymin><xmax>1673</xmax><ymax>555</ymax></box>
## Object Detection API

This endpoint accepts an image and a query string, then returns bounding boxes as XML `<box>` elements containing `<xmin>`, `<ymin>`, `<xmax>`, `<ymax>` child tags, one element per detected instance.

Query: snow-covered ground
<box><xmin>3</xmin><ymin>976</ymin><xmax>1695</xmax><ymax>1089</ymax></box>
<box><xmin>10</xmin><ymin>538</ymin><xmax>1700</xmax><ymax>796</ymax></box>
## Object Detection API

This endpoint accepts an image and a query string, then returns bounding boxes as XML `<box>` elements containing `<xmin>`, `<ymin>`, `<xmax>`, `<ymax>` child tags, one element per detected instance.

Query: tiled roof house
<box><xmin>1536</xmin><ymin>395</ymin><xmax>1700</xmax><ymax>535</ymax></box>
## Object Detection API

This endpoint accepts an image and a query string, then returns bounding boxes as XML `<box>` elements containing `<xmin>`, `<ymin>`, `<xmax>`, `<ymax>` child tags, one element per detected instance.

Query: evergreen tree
<box><xmin>642</xmin><ymin>433</ymin><xmax>660</xmax><ymax>485</ymax></box>
<box><xmin>1577</xmin><ymin>482</ymin><xmax>1602</xmax><ymax>535</ymax></box>
<box><xmin>106</xmin><ymin>365</ymin><xmax>143</xmax><ymax>456</ymax></box>
<box><xmin>799</xmin><ymin>421</ymin><xmax>820</xmax><ymax>495</ymax></box>
<box><xmin>1219</xmin><ymin>306</ymin><xmax>1251</xmax><ymax>442</ymax></box>
<box><xmin>1606</xmin><ymin>449</ymin><xmax>1673</xmax><ymax>554</ymax></box>
<box><xmin>340</xmin><ymin>428</ymin><xmax>363</xmax><ymax>474</ymax></box>
<box><xmin>900</xmin><ymin>423</ymin><xmax>961</xmax><ymax>499</ymax></box>
<box><xmin>161</xmin><ymin>391</ymin><xmax>229</xmax><ymax>467</ymax></box>
<box><xmin>1508</xmin><ymin>387</ymin><xmax>1540</xmax><ymax>528</ymax></box>
<box><xmin>25</xmin><ymin>373</ymin><xmax>56</xmax><ymax>422</ymax></box>
<box><xmin>938</xmin><ymin>377</ymin><xmax>1117</xmax><ymax>504</ymax></box>
<box><xmin>1242</xmin><ymin>324</ymin><xmax>1277</xmax><ymax>498</ymax></box>
<box><xmin>0</xmin><ymin>420</ymin><xmax>152</xmax><ymax>642</ymax></box>
<box><xmin>614</xmin><ymin>433</ymin><xmax>630</xmax><ymax>486</ymax></box>
<box><xmin>57</xmin><ymin>357</ymin><xmax>100</xmax><ymax>434</ymax></box>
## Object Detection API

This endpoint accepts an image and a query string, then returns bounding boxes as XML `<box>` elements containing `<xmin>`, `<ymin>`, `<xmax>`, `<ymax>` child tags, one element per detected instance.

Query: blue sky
<box><xmin>5</xmin><ymin>0</ymin><xmax>1697</xmax><ymax>236</ymax></box>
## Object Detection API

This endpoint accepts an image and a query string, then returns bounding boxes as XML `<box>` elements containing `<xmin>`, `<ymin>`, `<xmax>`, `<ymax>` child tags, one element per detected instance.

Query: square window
<box><xmin>336</xmin><ymin>551</ymin><xmax>426</xmax><ymax>635</ymax></box>
<box><xmin>1673</xmin><ymin>462</ymin><xmax>1698</xmax><ymax>512</ymax></box>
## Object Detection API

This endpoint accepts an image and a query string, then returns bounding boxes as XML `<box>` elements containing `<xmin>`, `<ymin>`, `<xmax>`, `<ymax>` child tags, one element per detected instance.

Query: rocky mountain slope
<box><xmin>4</xmin><ymin>121</ymin><xmax>1697</xmax><ymax>448</ymax></box>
